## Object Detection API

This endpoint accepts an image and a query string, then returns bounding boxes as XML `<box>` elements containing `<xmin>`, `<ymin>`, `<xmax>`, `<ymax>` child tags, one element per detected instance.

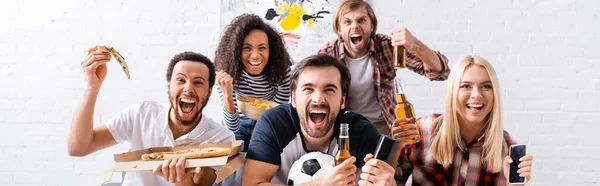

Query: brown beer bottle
<box><xmin>393</xmin><ymin>77</ymin><xmax>420</xmax><ymax>144</ymax></box>
<box><xmin>393</xmin><ymin>45</ymin><xmax>406</xmax><ymax>68</ymax></box>
<box><xmin>334</xmin><ymin>123</ymin><xmax>352</xmax><ymax>168</ymax></box>
<box><xmin>393</xmin><ymin>20</ymin><xmax>407</xmax><ymax>68</ymax></box>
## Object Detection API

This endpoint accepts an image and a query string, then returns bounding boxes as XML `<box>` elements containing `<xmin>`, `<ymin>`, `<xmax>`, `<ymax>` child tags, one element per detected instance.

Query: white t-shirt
<box><xmin>344</xmin><ymin>54</ymin><xmax>385</xmax><ymax>123</ymax></box>
<box><xmin>106</xmin><ymin>101</ymin><xmax>235</xmax><ymax>186</ymax></box>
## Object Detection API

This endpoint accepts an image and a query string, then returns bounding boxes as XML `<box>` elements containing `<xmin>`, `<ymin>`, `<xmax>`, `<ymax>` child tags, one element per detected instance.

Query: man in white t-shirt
<box><xmin>68</xmin><ymin>47</ymin><xmax>235</xmax><ymax>185</ymax></box>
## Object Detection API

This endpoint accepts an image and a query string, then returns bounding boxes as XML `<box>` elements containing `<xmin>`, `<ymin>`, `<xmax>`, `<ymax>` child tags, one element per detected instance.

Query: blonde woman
<box><xmin>391</xmin><ymin>56</ymin><xmax>533</xmax><ymax>185</ymax></box>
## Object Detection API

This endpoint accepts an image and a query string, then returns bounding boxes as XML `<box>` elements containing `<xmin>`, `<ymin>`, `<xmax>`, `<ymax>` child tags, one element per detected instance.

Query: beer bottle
<box><xmin>393</xmin><ymin>77</ymin><xmax>420</xmax><ymax>144</ymax></box>
<box><xmin>393</xmin><ymin>20</ymin><xmax>407</xmax><ymax>68</ymax></box>
<box><xmin>393</xmin><ymin>45</ymin><xmax>406</xmax><ymax>68</ymax></box>
<box><xmin>334</xmin><ymin>123</ymin><xmax>352</xmax><ymax>168</ymax></box>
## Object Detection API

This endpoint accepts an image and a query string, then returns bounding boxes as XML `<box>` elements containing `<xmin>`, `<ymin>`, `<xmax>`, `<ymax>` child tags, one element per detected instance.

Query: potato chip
<box><xmin>245</xmin><ymin>99</ymin><xmax>271</xmax><ymax>109</ymax></box>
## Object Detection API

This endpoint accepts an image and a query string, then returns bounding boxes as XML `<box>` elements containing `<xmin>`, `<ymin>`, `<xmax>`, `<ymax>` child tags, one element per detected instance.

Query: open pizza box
<box><xmin>101</xmin><ymin>140</ymin><xmax>244</xmax><ymax>185</ymax></box>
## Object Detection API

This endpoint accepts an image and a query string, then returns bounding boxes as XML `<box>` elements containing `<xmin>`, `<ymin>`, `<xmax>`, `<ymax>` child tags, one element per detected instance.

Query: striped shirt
<box><xmin>318</xmin><ymin>34</ymin><xmax>450</xmax><ymax>130</ymax></box>
<box><xmin>217</xmin><ymin>69</ymin><xmax>291</xmax><ymax>132</ymax></box>
<box><xmin>396</xmin><ymin>114</ymin><xmax>516</xmax><ymax>186</ymax></box>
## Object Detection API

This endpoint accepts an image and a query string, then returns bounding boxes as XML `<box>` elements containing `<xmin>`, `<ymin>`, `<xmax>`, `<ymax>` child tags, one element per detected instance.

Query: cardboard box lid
<box><xmin>101</xmin><ymin>140</ymin><xmax>244</xmax><ymax>185</ymax></box>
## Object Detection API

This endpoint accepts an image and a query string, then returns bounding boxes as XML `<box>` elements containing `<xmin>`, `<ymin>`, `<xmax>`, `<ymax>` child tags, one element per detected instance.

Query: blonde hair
<box><xmin>430</xmin><ymin>56</ymin><xmax>507</xmax><ymax>173</ymax></box>
<box><xmin>332</xmin><ymin>0</ymin><xmax>377</xmax><ymax>38</ymax></box>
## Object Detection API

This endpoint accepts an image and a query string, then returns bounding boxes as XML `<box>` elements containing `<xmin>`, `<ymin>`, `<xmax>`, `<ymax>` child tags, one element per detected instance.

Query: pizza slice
<box><xmin>141</xmin><ymin>147</ymin><xmax>231</xmax><ymax>161</ymax></box>
<box><xmin>97</xmin><ymin>45</ymin><xmax>131</xmax><ymax>79</ymax></box>
<box><xmin>199</xmin><ymin>147</ymin><xmax>232</xmax><ymax>158</ymax></box>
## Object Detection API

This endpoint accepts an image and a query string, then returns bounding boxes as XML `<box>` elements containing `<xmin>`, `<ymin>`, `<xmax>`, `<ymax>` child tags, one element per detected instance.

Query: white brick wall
<box><xmin>0</xmin><ymin>0</ymin><xmax>598</xmax><ymax>185</ymax></box>
<box><xmin>373</xmin><ymin>1</ymin><xmax>600</xmax><ymax>185</ymax></box>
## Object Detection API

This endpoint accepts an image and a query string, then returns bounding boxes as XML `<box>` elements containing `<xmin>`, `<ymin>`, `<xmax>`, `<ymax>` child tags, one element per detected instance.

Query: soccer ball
<box><xmin>287</xmin><ymin>151</ymin><xmax>334</xmax><ymax>185</ymax></box>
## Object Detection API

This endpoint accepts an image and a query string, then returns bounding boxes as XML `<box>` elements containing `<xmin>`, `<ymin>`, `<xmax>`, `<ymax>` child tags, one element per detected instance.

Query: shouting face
<box><xmin>337</xmin><ymin>5</ymin><xmax>374</xmax><ymax>58</ymax></box>
<box><xmin>292</xmin><ymin>66</ymin><xmax>346</xmax><ymax>139</ymax></box>
<box><xmin>167</xmin><ymin>60</ymin><xmax>212</xmax><ymax>126</ymax></box>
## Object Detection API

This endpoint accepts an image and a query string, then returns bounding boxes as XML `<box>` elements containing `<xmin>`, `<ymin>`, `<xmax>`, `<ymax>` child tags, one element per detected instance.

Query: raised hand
<box><xmin>81</xmin><ymin>46</ymin><xmax>111</xmax><ymax>91</ymax></box>
<box><xmin>216</xmin><ymin>70</ymin><xmax>234</xmax><ymax>97</ymax></box>
<box><xmin>390</xmin><ymin>27</ymin><xmax>427</xmax><ymax>53</ymax></box>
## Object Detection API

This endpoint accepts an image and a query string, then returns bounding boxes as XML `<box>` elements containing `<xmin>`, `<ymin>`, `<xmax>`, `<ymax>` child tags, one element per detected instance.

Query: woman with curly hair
<box><xmin>214</xmin><ymin>14</ymin><xmax>292</xmax><ymax>152</ymax></box>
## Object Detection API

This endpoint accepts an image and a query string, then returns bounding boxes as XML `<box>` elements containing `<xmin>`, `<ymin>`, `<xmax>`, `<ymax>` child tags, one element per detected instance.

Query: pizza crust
<box><xmin>199</xmin><ymin>147</ymin><xmax>232</xmax><ymax>158</ymax></box>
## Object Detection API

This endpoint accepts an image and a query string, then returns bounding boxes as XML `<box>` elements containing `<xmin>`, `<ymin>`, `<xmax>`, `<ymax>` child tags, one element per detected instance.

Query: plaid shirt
<box><xmin>396</xmin><ymin>114</ymin><xmax>516</xmax><ymax>186</ymax></box>
<box><xmin>318</xmin><ymin>34</ymin><xmax>450</xmax><ymax>129</ymax></box>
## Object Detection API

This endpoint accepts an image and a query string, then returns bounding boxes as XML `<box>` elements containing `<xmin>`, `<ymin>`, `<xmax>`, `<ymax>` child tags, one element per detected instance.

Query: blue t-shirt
<box><xmin>246</xmin><ymin>104</ymin><xmax>381</xmax><ymax>184</ymax></box>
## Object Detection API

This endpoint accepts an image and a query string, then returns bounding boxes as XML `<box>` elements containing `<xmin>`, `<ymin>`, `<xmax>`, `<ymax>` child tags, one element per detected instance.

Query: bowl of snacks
<box><xmin>236</xmin><ymin>96</ymin><xmax>280</xmax><ymax>120</ymax></box>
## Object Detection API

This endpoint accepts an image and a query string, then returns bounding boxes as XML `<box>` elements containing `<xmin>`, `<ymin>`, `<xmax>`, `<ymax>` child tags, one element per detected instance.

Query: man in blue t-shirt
<box><xmin>243</xmin><ymin>54</ymin><xmax>399</xmax><ymax>186</ymax></box>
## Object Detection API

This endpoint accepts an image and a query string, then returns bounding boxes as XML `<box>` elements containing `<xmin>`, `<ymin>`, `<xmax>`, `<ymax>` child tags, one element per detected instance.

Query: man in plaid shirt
<box><xmin>318</xmin><ymin>0</ymin><xmax>450</xmax><ymax>135</ymax></box>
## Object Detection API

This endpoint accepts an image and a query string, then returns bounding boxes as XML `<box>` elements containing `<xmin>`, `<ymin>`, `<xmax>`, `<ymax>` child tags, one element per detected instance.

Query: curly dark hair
<box><xmin>214</xmin><ymin>13</ymin><xmax>291</xmax><ymax>87</ymax></box>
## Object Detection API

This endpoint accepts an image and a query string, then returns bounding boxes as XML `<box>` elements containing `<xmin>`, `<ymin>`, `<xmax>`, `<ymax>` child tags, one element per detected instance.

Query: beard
<box><xmin>168</xmin><ymin>92</ymin><xmax>208</xmax><ymax>126</ymax></box>
<box><xmin>298</xmin><ymin>103</ymin><xmax>338</xmax><ymax>138</ymax></box>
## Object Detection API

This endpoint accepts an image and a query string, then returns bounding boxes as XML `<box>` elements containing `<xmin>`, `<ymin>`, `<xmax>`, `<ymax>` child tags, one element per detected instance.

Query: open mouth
<box><xmin>248</xmin><ymin>61</ymin><xmax>263</xmax><ymax>67</ymax></box>
<box><xmin>350</xmin><ymin>34</ymin><xmax>363</xmax><ymax>45</ymax></box>
<box><xmin>179</xmin><ymin>97</ymin><xmax>196</xmax><ymax>114</ymax></box>
<box><xmin>308</xmin><ymin>108</ymin><xmax>328</xmax><ymax>126</ymax></box>
<box><xmin>466</xmin><ymin>103</ymin><xmax>484</xmax><ymax>111</ymax></box>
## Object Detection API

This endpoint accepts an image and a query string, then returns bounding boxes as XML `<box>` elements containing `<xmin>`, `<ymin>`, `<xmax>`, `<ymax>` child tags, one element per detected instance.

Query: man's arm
<box><xmin>389</xmin><ymin>28</ymin><xmax>450</xmax><ymax>80</ymax></box>
<box><xmin>405</xmin><ymin>39</ymin><xmax>444</xmax><ymax>74</ymax></box>
<box><xmin>242</xmin><ymin>159</ymin><xmax>281</xmax><ymax>186</ymax></box>
<box><xmin>68</xmin><ymin>46</ymin><xmax>118</xmax><ymax>157</ymax></box>
<box><xmin>67</xmin><ymin>90</ymin><xmax>117</xmax><ymax>156</ymax></box>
